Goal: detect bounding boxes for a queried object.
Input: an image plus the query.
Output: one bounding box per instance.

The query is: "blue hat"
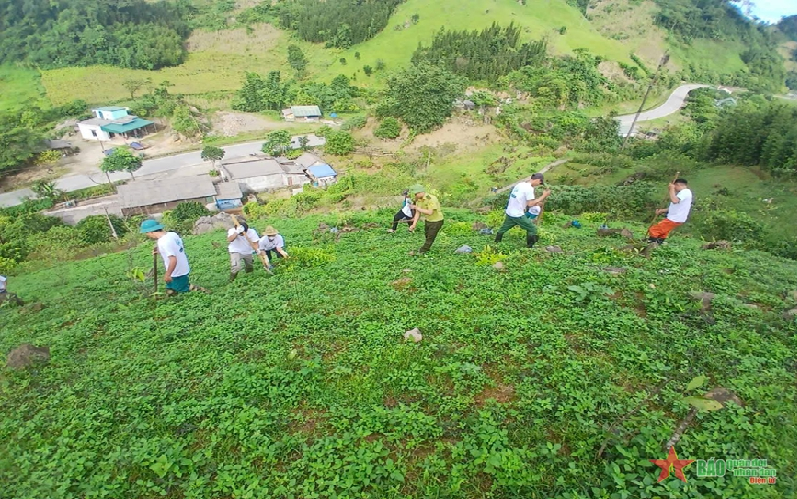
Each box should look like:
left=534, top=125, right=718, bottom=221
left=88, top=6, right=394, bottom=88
left=140, top=219, right=164, bottom=233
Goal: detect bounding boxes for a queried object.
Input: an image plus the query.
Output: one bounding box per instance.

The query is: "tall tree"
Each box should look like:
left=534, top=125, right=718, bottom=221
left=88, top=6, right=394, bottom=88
left=287, top=45, right=308, bottom=77
left=378, top=62, right=466, bottom=133
left=201, top=145, right=225, bottom=172
left=262, top=130, right=292, bottom=156
left=101, top=148, right=142, bottom=184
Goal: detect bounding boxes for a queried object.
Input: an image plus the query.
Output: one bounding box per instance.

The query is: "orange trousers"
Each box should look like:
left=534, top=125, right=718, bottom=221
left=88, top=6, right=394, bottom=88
left=648, top=219, right=682, bottom=239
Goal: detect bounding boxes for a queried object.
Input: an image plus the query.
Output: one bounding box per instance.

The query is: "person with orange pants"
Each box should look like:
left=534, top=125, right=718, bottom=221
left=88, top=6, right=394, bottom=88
left=648, top=178, right=693, bottom=244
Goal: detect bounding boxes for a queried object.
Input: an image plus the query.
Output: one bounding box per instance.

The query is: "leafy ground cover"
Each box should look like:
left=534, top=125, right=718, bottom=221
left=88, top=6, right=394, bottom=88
left=2, top=209, right=796, bottom=498
left=0, top=65, right=49, bottom=112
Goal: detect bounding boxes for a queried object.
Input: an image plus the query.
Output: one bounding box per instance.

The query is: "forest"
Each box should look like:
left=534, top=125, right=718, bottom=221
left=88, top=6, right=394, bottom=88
left=0, top=0, right=190, bottom=69
left=276, top=0, right=404, bottom=48
left=411, top=23, right=547, bottom=83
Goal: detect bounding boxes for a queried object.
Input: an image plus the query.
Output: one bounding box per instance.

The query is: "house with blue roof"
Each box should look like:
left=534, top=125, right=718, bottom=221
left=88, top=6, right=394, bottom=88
left=307, top=163, right=338, bottom=187
left=77, top=106, right=155, bottom=142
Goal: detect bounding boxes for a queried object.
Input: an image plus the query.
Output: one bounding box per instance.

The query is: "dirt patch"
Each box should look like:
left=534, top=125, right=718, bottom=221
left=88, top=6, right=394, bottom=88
left=289, top=409, right=327, bottom=435
left=599, top=61, right=633, bottom=84
left=211, top=111, right=282, bottom=137
left=186, top=24, right=283, bottom=54
left=408, top=119, right=497, bottom=153
left=474, top=383, right=516, bottom=406
left=390, top=277, right=413, bottom=291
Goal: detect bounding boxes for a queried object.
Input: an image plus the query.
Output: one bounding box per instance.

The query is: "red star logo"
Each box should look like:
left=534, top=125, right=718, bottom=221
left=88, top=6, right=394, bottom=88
left=649, top=447, right=695, bottom=482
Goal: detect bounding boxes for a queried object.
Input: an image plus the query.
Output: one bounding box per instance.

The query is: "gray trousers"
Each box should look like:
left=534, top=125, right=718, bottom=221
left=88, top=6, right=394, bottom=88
left=230, top=252, right=254, bottom=274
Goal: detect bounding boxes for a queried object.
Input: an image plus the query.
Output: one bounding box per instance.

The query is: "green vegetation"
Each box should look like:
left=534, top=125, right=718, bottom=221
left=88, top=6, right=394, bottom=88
left=0, top=0, right=189, bottom=70
left=2, top=209, right=797, bottom=498
left=374, top=117, right=402, bottom=139
left=324, top=130, right=355, bottom=155
left=200, top=145, right=225, bottom=172
left=0, top=66, right=48, bottom=112
left=261, top=130, right=292, bottom=156
left=100, top=148, right=143, bottom=181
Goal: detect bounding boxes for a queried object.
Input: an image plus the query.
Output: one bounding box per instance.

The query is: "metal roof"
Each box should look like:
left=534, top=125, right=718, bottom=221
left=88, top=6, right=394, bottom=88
left=101, top=117, right=154, bottom=134
left=79, top=118, right=111, bottom=127
left=94, top=106, right=128, bottom=112
left=225, top=159, right=283, bottom=179
left=279, top=161, right=307, bottom=175
left=215, top=181, right=243, bottom=200
left=293, top=152, right=322, bottom=168
left=291, top=106, right=322, bottom=118
left=117, top=177, right=217, bottom=209
left=46, top=139, right=73, bottom=149
left=308, top=164, right=337, bottom=178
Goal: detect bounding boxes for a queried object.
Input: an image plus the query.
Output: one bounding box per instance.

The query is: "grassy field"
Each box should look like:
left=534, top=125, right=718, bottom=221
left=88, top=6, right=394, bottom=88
left=40, top=24, right=334, bottom=106
left=2, top=209, right=795, bottom=498
left=0, top=65, right=49, bottom=112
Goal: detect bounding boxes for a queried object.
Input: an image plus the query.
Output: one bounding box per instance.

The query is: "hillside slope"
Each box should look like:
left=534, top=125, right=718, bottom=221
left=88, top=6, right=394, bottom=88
left=2, top=210, right=796, bottom=498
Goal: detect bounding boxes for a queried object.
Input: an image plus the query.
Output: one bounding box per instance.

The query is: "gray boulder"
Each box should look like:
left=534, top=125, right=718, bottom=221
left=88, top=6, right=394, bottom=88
left=6, top=344, right=50, bottom=370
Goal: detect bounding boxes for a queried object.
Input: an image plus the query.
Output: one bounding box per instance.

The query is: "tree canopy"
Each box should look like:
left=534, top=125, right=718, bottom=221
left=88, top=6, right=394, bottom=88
left=377, top=63, right=466, bottom=133
left=0, top=0, right=190, bottom=69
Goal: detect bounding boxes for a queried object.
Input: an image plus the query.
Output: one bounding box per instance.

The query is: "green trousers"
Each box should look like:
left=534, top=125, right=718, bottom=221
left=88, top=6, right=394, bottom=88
left=496, top=215, right=538, bottom=237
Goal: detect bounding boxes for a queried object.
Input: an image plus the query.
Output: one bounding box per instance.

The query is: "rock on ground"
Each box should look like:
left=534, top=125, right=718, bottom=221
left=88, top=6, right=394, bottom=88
left=545, top=246, right=563, bottom=253
left=690, top=291, right=716, bottom=311
left=403, top=328, right=423, bottom=343
left=193, top=212, right=235, bottom=235
left=6, top=344, right=50, bottom=370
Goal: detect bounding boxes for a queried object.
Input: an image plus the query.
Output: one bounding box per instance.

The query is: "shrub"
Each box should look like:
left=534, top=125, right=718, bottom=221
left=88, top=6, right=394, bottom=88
left=243, top=201, right=271, bottom=220
left=76, top=215, right=128, bottom=245
left=171, top=201, right=210, bottom=222
left=444, top=221, right=472, bottom=236
left=341, top=116, right=367, bottom=131
left=374, top=117, right=401, bottom=139
left=325, top=130, right=355, bottom=155
left=284, top=247, right=336, bottom=270
left=316, top=125, right=333, bottom=137
left=698, top=209, right=762, bottom=242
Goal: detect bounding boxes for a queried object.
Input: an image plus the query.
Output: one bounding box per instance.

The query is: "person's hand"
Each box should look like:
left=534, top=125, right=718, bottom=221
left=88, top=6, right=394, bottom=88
left=164, top=274, right=173, bottom=283
left=656, top=208, right=667, bottom=215
left=543, top=189, right=551, bottom=196
left=668, top=182, right=676, bottom=190
left=409, top=224, right=416, bottom=232
left=152, top=246, right=158, bottom=255
left=236, top=225, right=245, bottom=234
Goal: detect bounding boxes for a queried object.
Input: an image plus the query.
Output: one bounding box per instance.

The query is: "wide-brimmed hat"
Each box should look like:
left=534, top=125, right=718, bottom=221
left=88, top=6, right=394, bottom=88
left=263, top=225, right=278, bottom=236
left=140, top=219, right=164, bottom=233
left=408, top=184, right=426, bottom=196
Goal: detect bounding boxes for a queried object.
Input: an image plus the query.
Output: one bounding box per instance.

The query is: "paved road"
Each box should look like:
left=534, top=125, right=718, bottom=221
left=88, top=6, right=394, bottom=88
left=0, top=134, right=326, bottom=207
left=616, top=84, right=710, bottom=135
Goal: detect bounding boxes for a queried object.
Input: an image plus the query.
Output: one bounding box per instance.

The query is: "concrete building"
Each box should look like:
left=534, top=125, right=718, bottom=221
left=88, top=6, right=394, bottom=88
left=223, top=156, right=316, bottom=193
left=307, top=164, right=338, bottom=188
left=281, top=105, right=322, bottom=122
left=214, top=182, right=244, bottom=210
left=77, top=107, right=155, bottom=142
left=118, top=177, right=218, bottom=216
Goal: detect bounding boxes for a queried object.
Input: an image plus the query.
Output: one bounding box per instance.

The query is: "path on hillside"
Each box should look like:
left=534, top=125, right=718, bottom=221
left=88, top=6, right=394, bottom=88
left=0, top=135, right=326, bottom=208
left=616, top=84, right=710, bottom=134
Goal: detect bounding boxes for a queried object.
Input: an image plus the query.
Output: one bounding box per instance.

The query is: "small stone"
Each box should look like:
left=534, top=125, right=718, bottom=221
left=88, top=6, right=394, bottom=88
left=620, top=229, right=634, bottom=239
left=545, top=245, right=563, bottom=253
left=6, top=344, right=51, bottom=370
left=783, top=307, right=797, bottom=320
left=493, top=261, right=505, bottom=270
left=703, top=241, right=732, bottom=250
left=472, top=221, right=488, bottom=231
left=704, top=387, right=743, bottom=407
left=742, top=304, right=759, bottom=309
left=403, top=328, right=423, bottom=343
left=604, top=267, right=627, bottom=276
left=690, top=291, right=716, bottom=311
left=455, top=245, right=473, bottom=254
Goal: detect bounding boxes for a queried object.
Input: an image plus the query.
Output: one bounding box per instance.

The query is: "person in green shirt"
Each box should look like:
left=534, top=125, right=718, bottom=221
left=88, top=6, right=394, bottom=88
left=408, top=185, right=444, bottom=255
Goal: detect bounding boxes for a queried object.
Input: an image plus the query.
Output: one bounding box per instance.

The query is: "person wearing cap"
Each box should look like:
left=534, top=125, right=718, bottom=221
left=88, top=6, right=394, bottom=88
left=648, top=178, right=692, bottom=244
left=140, top=220, right=192, bottom=294
left=494, top=173, right=550, bottom=248
left=388, top=189, right=415, bottom=233
left=408, top=185, right=444, bottom=255
left=258, top=226, right=288, bottom=267
left=227, top=221, right=260, bottom=281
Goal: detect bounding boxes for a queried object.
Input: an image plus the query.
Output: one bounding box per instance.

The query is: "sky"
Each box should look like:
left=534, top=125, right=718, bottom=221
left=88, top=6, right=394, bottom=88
left=750, top=0, right=796, bottom=23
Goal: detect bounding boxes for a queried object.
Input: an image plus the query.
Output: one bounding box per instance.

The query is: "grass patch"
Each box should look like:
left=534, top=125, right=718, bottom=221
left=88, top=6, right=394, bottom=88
left=0, top=65, right=49, bottom=111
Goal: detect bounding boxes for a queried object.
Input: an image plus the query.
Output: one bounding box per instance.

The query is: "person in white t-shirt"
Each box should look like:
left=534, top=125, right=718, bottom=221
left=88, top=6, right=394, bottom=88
left=388, top=190, right=415, bottom=233
left=648, top=178, right=693, bottom=244
left=494, top=172, right=551, bottom=248
left=0, top=275, right=6, bottom=295
left=257, top=225, right=289, bottom=269
left=140, top=220, right=193, bottom=294
left=227, top=222, right=260, bottom=281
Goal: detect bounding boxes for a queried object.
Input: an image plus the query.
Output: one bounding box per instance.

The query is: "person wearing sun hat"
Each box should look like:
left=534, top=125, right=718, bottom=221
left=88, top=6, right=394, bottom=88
left=140, top=219, right=192, bottom=294
left=408, top=184, right=444, bottom=255
left=258, top=225, right=289, bottom=268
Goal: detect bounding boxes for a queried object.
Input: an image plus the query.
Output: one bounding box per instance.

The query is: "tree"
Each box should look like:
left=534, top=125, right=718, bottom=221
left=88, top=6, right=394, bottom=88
left=375, top=59, right=386, bottom=71
left=31, top=180, right=62, bottom=200
left=172, top=106, right=202, bottom=138
left=340, top=57, right=347, bottom=65
left=374, top=117, right=401, bottom=139
left=287, top=45, right=308, bottom=77
left=101, top=148, right=142, bottom=184
left=363, top=65, right=373, bottom=76
left=325, top=130, right=355, bottom=155
left=233, top=72, right=266, bottom=112
left=379, top=62, right=466, bottom=133
left=122, top=79, right=145, bottom=99
left=261, top=71, right=287, bottom=111
left=262, top=130, right=292, bottom=155
left=0, top=118, right=45, bottom=177
left=354, top=51, right=361, bottom=60
left=201, top=145, right=225, bottom=172
left=299, top=136, right=310, bottom=151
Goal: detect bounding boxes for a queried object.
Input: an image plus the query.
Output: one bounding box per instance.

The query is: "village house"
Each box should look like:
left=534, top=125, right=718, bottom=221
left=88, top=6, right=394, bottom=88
left=281, top=105, right=322, bottom=122
left=118, top=177, right=218, bottom=216
left=214, top=181, right=244, bottom=211
left=307, top=164, right=338, bottom=187
left=222, top=155, right=319, bottom=193
left=77, top=107, right=155, bottom=142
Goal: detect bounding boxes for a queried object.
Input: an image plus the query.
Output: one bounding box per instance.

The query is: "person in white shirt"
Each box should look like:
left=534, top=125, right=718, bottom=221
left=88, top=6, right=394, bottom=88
left=388, top=189, right=415, bottom=233
left=140, top=220, right=193, bottom=294
left=494, top=172, right=551, bottom=248
left=0, top=275, right=6, bottom=295
left=227, top=222, right=260, bottom=281
left=258, top=226, right=289, bottom=268
left=648, top=178, right=693, bottom=244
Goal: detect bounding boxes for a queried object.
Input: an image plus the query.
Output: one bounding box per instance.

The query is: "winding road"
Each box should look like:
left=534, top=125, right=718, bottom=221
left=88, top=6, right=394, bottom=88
left=616, top=84, right=710, bottom=136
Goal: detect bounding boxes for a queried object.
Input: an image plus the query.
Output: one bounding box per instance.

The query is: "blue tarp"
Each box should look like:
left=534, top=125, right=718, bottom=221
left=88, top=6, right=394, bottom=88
left=308, top=163, right=337, bottom=178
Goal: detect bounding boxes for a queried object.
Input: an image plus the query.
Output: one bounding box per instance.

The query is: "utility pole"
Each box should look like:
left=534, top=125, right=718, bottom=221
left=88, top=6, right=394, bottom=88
left=622, top=52, right=670, bottom=149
